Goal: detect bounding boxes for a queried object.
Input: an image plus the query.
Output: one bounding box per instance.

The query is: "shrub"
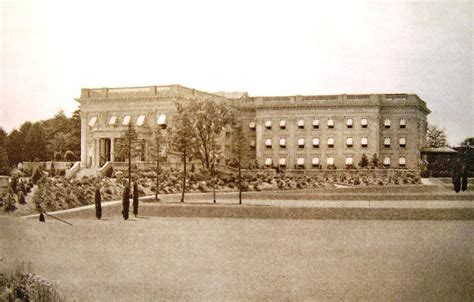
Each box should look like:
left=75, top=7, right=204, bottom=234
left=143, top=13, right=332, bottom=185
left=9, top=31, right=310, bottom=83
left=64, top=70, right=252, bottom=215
left=95, top=187, right=102, bottom=219
left=31, top=168, right=43, bottom=184
left=115, top=171, right=124, bottom=179
left=2, top=193, right=16, bottom=213
left=64, top=150, right=75, bottom=161
left=104, top=165, right=114, bottom=178
left=10, top=176, right=19, bottom=194
left=17, top=191, right=26, bottom=204
left=54, top=151, right=63, bottom=161
left=133, top=182, right=139, bottom=217
left=122, top=186, right=130, bottom=220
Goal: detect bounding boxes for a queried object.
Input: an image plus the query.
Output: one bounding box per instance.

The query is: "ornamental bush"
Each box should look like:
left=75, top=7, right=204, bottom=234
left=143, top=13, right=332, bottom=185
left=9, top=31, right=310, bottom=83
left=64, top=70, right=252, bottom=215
left=122, top=186, right=130, bottom=220
left=132, top=182, right=139, bottom=217
left=53, top=151, right=63, bottom=161
left=95, top=187, right=102, bottom=219
left=64, top=150, right=75, bottom=161
left=17, top=191, right=26, bottom=204
left=2, top=193, right=17, bottom=213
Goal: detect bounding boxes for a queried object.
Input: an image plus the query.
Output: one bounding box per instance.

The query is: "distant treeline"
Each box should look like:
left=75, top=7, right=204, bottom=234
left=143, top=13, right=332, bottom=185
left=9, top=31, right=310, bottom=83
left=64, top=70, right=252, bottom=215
left=0, top=109, right=81, bottom=175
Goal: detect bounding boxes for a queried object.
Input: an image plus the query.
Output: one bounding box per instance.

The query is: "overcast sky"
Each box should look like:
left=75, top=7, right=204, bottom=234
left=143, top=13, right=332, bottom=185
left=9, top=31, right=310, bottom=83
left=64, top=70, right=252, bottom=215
left=1, top=0, right=472, bottom=145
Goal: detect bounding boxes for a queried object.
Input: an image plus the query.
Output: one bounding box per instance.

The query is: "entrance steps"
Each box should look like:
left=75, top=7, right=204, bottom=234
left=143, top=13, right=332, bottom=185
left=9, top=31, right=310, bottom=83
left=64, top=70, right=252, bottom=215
left=75, top=168, right=98, bottom=178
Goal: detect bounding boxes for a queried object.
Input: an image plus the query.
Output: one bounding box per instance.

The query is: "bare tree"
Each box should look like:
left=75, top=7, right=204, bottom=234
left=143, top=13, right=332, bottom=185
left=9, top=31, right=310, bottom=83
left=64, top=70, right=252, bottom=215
left=231, top=122, right=249, bottom=204
left=116, top=122, right=139, bottom=188
left=149, top=126, right=168, bottom=201
left=426, top=125, right=448, bottom=148
left=169, top=103, right=196, bottom=203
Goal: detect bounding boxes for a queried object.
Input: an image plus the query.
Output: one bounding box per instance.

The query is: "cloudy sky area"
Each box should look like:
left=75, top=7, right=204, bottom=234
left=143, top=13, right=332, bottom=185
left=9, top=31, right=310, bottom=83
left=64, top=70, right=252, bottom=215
left=1, top=0, right=472, bottom=145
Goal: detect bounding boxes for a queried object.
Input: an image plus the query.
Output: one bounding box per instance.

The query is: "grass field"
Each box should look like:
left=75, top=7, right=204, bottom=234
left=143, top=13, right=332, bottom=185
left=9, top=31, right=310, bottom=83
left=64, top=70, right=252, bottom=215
left=1, top=215, right=473, bottom=301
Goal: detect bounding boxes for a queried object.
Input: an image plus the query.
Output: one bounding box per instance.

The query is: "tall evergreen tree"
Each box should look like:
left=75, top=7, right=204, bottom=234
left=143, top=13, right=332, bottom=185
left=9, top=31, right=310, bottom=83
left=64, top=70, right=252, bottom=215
left=371, top=153, right=379, bottom=169
left=359, top=154, right=369, bottom=169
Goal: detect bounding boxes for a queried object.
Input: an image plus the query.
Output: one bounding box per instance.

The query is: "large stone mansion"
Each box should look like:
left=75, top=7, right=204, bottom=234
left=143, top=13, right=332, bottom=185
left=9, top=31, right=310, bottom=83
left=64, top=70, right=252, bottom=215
left=76, top=84, right=430, bottom=171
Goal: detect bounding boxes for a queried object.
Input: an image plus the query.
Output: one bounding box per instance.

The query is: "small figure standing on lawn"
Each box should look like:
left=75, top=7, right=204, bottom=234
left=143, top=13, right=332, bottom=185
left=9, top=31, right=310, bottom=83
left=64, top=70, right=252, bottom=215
left=461, top=165, right=469, bottom=192
left=451, top=159, right=463, bottom=193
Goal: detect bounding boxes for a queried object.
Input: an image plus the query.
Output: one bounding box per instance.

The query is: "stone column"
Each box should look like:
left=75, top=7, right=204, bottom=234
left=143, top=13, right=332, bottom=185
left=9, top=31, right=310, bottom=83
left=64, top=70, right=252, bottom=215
left=110, top=138, right=115, bottom=162
left=95, top=138, right=100, bottom=168
left=80, top=113, right=88, bottom=168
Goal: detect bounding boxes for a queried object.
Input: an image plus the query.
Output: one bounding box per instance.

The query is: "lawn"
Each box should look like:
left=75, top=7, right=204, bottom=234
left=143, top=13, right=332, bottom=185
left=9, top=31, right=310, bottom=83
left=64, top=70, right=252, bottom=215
left=1, top=215, right=473, bottom=301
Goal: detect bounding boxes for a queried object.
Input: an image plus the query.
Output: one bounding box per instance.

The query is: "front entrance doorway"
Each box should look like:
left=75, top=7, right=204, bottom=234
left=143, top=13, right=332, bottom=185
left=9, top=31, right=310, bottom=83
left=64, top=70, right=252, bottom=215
left=99, top=138, right=111, bottom=167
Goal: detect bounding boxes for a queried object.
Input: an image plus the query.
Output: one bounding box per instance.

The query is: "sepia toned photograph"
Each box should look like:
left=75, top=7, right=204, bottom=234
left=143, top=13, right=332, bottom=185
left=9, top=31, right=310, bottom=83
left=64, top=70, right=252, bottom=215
left=0, top=0, right=473, bottom=301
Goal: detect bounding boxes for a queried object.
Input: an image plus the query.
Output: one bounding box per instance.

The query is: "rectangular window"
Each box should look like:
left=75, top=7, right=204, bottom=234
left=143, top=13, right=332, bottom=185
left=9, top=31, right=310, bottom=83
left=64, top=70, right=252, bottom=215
left=298, top=138, right=305, bottom=148
left=400, top=118, right=406, bottom=128
left=346, top=118, right=353, bottom=128
left=157, top=114, right=167, bottom=126
left=399, top=157, right=406, bottom=167
left=249, top=121, right=256, bottom=130
left=399, top=137, right=406, bottom=147
left=279, top=158, right=286, bottom=167
left=361, top=118, right=368, bottom=128
left=297, top=157, right=305, bottom=167
left=279, top=120, right=286, bottom=129
left=108, top=115, right=117, bottom=125
left=361, top=137, right=368, bottom=147
left=88, top=116, right=97, bottom=127
left=298, top=119, right=305, bottom=129
left=136, top=115, right=145, bottom=126
left=279, top=138, right=286, bottom=148
left=312, top=138, right=320, bottom=148
left=265, top=138, right=272, bottom=148
left=384, top=118, right=391, bottom=128
left=327, top=157, right=335, bottom=166
left=312, top=157, right=320, bottom=167
left=384, top=137, right=391, bottom=148
left=250, top=140, right=256, bottom=148
left=346, top=137, right=353, bottom=147
left=122, top=115, right=131, bottom=125
left=313, top=119, right=320, bottom=129
left=383, top=157, right=391, bottom=167
left=327, top=137, right=334, bottom=147
left=345, top=157, right=353, bottom=166
left=265, top=120, right=272, bottom=129
left=328, top=118, right=334, bottom=128
left=265, top=158, right=272, bottom=166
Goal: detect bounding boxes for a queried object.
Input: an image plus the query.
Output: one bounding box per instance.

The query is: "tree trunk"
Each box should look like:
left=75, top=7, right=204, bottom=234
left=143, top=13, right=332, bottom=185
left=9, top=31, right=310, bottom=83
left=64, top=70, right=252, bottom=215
left=238, top=157, right=242, bottom=205
left=128, top=136, right=131, bottom=189
left=155, top=134, right=160, bottom=201
left=181, top=146, right=186, bottom=202
left=212, top=164, right=216, bottom=204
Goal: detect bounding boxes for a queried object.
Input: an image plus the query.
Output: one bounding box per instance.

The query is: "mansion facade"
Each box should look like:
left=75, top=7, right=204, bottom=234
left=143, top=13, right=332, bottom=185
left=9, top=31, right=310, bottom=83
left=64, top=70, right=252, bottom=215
left=76, top=84, right=430, bottom=171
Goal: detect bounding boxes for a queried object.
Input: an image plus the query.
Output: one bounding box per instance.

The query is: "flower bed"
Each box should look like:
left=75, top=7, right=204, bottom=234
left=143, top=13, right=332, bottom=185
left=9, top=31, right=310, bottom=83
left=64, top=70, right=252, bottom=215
left=4, top=168, right=421, bottom=214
